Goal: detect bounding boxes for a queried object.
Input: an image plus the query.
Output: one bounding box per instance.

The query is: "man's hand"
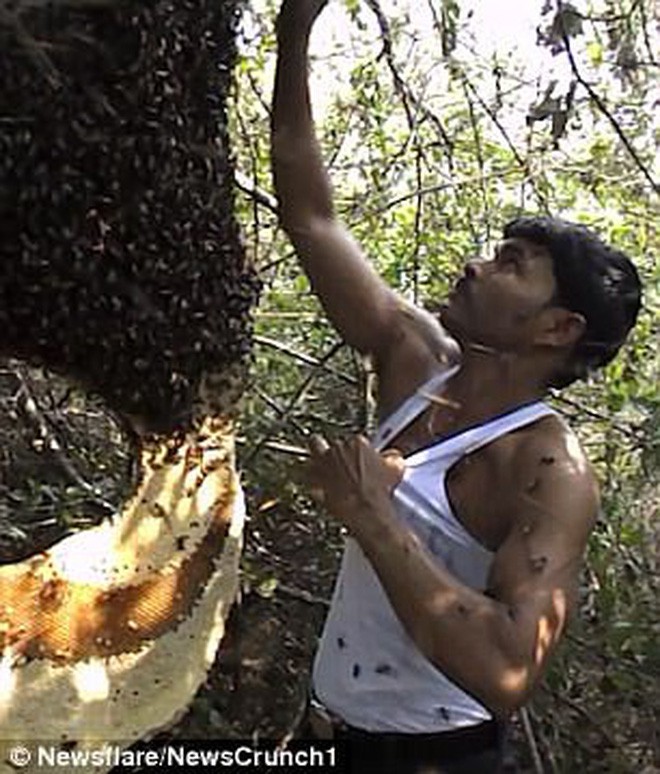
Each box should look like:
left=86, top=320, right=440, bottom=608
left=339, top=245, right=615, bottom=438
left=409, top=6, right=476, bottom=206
left=276, top=0, right=329, bottom=38
left=307, top=435, right=404, bottom=528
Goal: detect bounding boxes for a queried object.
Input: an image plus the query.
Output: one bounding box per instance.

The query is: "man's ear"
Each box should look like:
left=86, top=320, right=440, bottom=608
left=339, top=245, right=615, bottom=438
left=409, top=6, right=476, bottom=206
left=536, top=308, right=586, bottom=349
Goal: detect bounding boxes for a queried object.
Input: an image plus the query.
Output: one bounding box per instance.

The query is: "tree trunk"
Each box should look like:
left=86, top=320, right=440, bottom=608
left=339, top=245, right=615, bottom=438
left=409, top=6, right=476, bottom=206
left=0, top=0, right=257, bottom=763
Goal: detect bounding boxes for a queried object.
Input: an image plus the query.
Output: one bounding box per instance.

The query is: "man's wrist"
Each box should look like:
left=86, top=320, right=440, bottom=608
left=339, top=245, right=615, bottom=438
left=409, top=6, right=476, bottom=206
left=276, top=0, right=326, bottom=41
left=276, top=15, right=313, bottom=44
left=276, top=29, right=313, bottom=62
left=345, top=492, right=396, bottom=543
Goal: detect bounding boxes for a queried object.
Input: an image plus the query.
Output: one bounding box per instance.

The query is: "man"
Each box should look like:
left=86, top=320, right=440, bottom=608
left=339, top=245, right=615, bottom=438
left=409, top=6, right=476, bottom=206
left=270, top=1, right=642, bottom=772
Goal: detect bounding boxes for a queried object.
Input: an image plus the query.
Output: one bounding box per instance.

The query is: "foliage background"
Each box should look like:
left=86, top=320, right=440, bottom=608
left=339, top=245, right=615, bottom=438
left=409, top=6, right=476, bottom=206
left=232, top=0, right=659, bottom=771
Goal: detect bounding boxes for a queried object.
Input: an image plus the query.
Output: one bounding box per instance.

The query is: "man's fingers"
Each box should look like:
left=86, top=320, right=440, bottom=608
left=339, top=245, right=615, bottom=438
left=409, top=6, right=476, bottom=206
left=380, top=448, right=405, bottom=491
left=381, top=447, right=405, bottom=468
left=305, top=435, right=330, bottom=501
left=308, top=434, right=330, bottom=456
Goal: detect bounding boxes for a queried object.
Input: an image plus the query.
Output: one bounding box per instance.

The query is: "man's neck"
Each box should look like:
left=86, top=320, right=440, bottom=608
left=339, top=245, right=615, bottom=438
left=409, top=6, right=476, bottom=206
left=440, top=342, right=549, bottom=430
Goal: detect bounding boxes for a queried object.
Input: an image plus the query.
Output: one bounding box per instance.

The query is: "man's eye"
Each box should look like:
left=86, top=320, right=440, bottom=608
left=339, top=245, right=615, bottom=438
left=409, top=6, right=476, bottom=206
left=498, top=252, right=518, bottom=269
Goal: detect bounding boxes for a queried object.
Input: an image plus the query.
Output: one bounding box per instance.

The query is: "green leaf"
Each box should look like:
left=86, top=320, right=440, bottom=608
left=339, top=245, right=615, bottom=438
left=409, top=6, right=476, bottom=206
left=587, top=40, right=604, bottom=67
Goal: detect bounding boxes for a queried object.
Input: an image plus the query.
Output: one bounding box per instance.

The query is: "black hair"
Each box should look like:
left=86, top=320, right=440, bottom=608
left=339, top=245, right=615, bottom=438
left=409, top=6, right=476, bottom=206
left=503, top=216, right=642, bottom=388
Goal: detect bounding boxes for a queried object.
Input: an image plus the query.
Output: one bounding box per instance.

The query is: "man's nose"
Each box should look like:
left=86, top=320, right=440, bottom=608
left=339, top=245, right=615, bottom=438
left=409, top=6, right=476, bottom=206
left=464, top=260, right=483, bottom=280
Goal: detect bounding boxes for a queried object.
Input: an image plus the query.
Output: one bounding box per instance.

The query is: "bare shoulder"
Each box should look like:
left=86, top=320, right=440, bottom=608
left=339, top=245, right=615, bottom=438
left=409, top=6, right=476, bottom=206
left=487, top=413, right=600, bottom=621
left=512, top=414, right=600, bottom=537
left=375, top=301, right=461, bottom=417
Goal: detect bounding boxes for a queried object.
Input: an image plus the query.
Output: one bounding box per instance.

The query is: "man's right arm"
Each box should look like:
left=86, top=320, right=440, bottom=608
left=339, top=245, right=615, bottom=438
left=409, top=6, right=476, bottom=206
left=271, top=0, right=456, bottom=381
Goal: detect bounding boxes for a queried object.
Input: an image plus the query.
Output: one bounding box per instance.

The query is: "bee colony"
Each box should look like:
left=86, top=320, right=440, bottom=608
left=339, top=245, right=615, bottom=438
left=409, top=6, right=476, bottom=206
left=0, top=0, right=259, bottom=766
left=0, top=0, right=259, bottom=432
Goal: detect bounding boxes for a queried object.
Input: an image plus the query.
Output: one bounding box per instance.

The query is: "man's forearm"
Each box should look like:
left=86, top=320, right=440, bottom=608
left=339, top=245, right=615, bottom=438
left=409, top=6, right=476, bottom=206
left=269, top=2, right=447, bottom=360
left=271, top=21, right=334, bottom=228
left=347, top=497, right=528, bottom=715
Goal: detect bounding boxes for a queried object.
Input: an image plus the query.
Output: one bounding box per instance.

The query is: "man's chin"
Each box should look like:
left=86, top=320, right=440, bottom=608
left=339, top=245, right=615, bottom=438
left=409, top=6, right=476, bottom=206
left=439, top=304, right=459, bottom=334
left=439, top=305, right=472, bottom=349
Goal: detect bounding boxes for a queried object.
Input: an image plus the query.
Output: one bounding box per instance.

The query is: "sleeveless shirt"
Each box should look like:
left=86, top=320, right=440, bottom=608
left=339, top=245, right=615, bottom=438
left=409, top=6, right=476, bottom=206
left=312, top=366, right=557, bottom=733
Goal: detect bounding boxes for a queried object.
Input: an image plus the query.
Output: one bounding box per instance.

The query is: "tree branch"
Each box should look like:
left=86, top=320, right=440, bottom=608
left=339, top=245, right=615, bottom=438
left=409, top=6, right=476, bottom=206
left=462, top=77, right=491, bottom=244
left=550, top=390, right=649, bottom=446
left=461, top=73, right=553, bottom=215
left=636, top=0, right=657, bottom=67
left=363, top=0, right=453, bottom=155
left=371, top=167, right=521, bottom=215
left=15, top=369, right=116, bottom=516
left=254, top=335, right=358, bottom=385
left=556, top=0, right=658, bottom=194
left=243, top=341, right=345, bottom=466
left=235, top=170, right=279, bottom=216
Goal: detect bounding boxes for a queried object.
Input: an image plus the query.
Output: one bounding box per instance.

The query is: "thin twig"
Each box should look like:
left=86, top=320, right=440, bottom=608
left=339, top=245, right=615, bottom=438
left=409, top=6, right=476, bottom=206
left=542, top=685, right=617, bottom=748
left=463, top=77, right=491, bottom=245
left=246, top=66, right=272, bottom=119
left=461, top=73, right=553, bottom=215
left=364, top=0, right=453, bottom=154
left=254, top=335, right=358, bottom=385
left=577, top=0, right=643, bottom=24
left=520, top=707, right=546, bottom=774
left=235, top=170, right=280, bottom=216
left=372, top=168, right=521, bottom=215
left=243, top=341, right=345, bottom=466
left=254, top=311, right=319, bottom=319
left=326, top=100, right=359, bottom=172
left=234, top=108, right=266, bottom=265
left=254, top=255, right=288, bottom=274
left=252, top=386, right=310, bottom=439
left=277, top=582, right=330, bottom=607
left=15, top=370, right=116, bottom=516
left=636, top=0, right=657, bottom=67
left=237, top=439, right=309, bottom=459
left=418, top=392, right=462, bottom=411
left=412, top=144, right=424, bottom=303
left=527, top=705, right=561, bottom=774
left=550, top=391, right=648, bottom=445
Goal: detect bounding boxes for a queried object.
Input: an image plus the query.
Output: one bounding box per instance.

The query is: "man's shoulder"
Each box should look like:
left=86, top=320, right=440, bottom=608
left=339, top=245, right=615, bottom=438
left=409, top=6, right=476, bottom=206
left=514, top=411, right=591, bottom=473
left=511, top=414, right=600, bottom=531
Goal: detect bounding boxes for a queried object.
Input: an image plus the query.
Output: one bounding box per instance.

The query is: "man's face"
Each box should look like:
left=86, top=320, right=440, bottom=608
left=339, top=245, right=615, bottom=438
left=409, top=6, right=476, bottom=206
left=439, top=238, right=559, bottom=353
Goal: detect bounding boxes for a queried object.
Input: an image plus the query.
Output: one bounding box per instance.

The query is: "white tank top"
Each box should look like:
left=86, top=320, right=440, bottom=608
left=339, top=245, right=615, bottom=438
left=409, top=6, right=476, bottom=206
left=312, top=367, right=556, bottom=733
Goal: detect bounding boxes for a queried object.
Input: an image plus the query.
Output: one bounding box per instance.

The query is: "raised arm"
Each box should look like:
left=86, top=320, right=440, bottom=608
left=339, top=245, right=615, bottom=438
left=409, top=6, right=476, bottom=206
left=271, top=0, right=455, bottom=376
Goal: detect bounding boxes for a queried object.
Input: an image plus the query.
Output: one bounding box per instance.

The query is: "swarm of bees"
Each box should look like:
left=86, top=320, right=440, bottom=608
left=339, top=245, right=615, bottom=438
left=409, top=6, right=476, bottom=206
left=0, top=0, right=260, bottom=434
left=0, top=2, right=258, bottom=763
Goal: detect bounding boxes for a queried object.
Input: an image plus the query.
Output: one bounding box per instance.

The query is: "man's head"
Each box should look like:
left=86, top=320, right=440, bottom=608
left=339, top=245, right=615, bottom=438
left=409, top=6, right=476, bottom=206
left=440, top=216, right=642, bottom=388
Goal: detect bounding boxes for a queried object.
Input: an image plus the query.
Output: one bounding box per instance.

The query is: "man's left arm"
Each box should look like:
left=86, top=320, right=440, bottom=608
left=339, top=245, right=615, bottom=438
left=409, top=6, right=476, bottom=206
left=309, top=435, right=599, bottom=717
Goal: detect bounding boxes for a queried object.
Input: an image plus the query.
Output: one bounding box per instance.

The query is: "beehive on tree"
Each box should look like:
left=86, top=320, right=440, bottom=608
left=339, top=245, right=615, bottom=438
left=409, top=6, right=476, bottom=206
left=0, top=0, right=259, bottom=765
